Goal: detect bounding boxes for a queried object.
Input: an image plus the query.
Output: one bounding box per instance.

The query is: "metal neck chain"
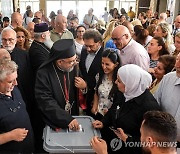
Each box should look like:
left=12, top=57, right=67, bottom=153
left=52, top=63, right=70, bottom=104
left=33, top=40, right=50, bottom=53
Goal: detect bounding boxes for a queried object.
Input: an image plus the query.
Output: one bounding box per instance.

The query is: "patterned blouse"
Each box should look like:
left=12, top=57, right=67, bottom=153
left=97, top=75, right=113, bottom=116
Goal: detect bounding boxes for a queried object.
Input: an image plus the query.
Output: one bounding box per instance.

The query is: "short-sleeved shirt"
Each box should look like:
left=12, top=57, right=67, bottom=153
left=0, top=87, right=34, bottom=153
left=50, top=29, right=74, bottom=42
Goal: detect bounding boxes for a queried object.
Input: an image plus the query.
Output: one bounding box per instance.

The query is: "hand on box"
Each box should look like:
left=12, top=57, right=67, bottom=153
left=68, top=119, right=80, bottom=131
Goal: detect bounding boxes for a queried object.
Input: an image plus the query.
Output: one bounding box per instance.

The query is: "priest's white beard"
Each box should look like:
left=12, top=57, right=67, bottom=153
left=57, top=64, right=74, bottom=73
left=63, top=66, right=74, bottom=72
left=44, top=35, right=54, bottom=49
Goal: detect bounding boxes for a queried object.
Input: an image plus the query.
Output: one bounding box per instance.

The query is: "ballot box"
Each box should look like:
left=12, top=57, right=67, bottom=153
left=43, top=116, right=101, bottom=154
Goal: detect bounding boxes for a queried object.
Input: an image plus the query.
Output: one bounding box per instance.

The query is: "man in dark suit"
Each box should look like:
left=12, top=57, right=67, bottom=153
left=1, top=27, right=33, bottom=115
left=79, top=29, right=103, bottom=116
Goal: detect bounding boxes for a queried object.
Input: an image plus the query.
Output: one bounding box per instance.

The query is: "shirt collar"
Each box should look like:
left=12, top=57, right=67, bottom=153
left=52, top=29, right=67, bottom=34
left=121, top=38, right=133, bottom=53
left=174, top=76, right=180, bottom=86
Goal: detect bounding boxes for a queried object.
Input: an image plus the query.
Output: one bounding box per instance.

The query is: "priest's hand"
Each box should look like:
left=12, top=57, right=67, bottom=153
left=68, top=119, right=80, bottom=131
left=75, top=77, right=87, bottom=89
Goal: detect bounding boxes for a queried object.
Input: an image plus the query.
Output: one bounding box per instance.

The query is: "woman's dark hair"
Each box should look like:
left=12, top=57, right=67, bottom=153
left=153, top=36, right=169, bottom=56
left=120, top=8, right=127, bottom=14
left=158, top=55, right=176, bottom=74
left=76, top=25, right=86, bottom=32
left=76, top=25, right=86, bottom=38
left=134, top=25, right=149, bottom=45
left=109, top=9, right=114, bottom=16
left=96, top=48, right=121, bottom=99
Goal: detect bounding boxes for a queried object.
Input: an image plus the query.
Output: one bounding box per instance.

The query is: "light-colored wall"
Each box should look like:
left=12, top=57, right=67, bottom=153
left=174, top=0, right=180, bottom=18
left=39, top=0, right=46, bottom=14
left=158, top=0, right=167, bottom=14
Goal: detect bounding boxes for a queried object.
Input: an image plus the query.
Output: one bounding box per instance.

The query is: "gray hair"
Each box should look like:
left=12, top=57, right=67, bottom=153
left=0, top=60, right=18, bottom=81
left=34, top=32, right=44, bottom=39
left=1, top=27, right=17, bottom=39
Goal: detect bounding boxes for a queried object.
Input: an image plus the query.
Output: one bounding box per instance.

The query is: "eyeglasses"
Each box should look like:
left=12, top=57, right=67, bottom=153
left=2, top=38, right=15, bottom=43
left=111, top=34, right=126, bottom=41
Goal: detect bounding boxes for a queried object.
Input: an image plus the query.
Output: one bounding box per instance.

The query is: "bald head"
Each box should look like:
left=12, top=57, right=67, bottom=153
left=0, top=48, right=11, bottom=60
left=175, top=15, right=180, bottom=29
left=159, top=12, right=167, bottom=22
left=34, top=11, right=42, bottom=20
left=112, top=25, right=131, bottom=50
left=26, top=22, right=35, bottom=39
left=55, top=15, right=67, bottom=32
left=11, top=12, right=23, bottom=28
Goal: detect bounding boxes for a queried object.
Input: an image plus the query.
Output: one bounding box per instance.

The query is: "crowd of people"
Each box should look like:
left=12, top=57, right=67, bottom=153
left=0, top=5, right=180, bottom=154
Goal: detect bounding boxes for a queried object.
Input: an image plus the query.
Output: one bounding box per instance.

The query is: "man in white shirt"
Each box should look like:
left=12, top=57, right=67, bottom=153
left=112, top=25, right=150, bottom=71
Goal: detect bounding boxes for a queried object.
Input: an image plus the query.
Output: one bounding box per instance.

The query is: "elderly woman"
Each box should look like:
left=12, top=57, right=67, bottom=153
left=149, top=55, right=176, bottom=94
left=0, top=60, right=34, bottom=153
left=93, top=64, right=160, bottom=154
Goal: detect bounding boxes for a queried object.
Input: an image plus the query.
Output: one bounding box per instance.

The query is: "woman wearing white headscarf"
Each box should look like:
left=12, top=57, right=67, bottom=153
left=93, top=64, right=160, bottom=154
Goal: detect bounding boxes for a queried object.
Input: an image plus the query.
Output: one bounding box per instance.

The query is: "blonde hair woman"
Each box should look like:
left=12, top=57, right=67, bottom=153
left=154, top=22, right=175, bottom=54
left=103, top=20, right=120, bottom=48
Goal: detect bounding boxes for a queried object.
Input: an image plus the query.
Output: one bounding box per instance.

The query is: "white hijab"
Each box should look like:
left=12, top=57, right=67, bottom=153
left=118, top=64, right=152, bottom=102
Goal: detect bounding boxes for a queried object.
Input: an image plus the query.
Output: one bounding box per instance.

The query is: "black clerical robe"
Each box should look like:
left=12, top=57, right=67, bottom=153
left=29, top=40, right=50, bottom=74
left=35, top=62, right=79, bottom=129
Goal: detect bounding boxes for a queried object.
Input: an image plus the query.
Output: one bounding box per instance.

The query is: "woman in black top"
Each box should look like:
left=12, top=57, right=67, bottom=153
left=93, top=64, right=160, bottom=154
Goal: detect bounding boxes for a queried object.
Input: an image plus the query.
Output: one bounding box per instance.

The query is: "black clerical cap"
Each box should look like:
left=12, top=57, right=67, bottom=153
left=40, top=39, right=76, bottom=68
left=34, top=23, right=49, bottom=32
left=51, top=39, right=76, bottom=59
